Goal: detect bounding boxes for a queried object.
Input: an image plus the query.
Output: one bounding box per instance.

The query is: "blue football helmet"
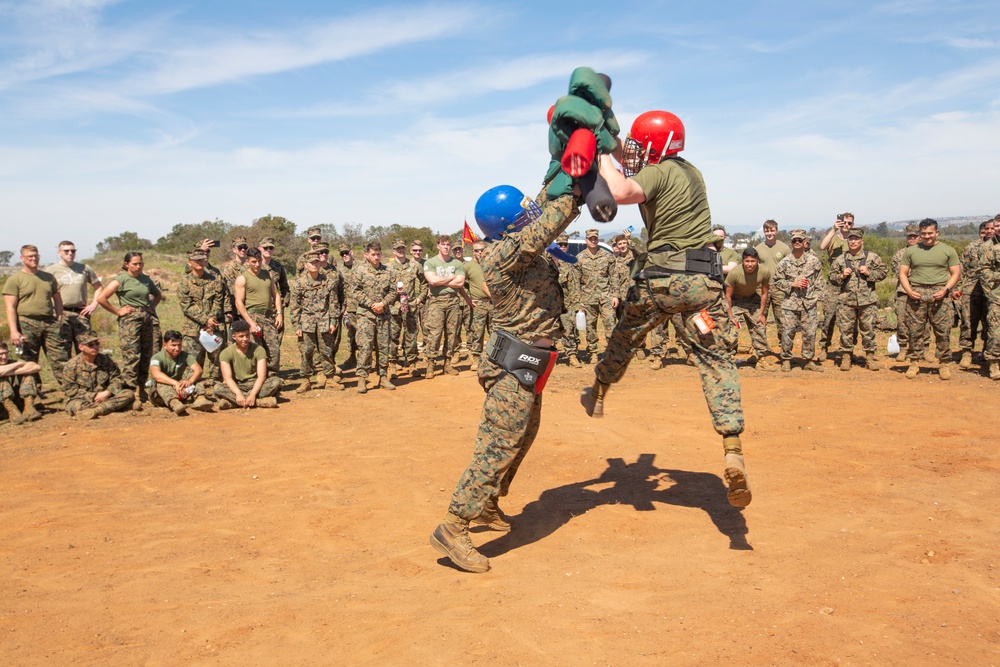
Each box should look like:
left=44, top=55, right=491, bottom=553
left=474, top=185, right=542, bottom=240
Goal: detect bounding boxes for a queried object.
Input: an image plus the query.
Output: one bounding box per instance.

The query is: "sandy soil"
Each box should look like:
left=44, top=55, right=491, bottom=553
left=1, top=353, right=998, bottom=666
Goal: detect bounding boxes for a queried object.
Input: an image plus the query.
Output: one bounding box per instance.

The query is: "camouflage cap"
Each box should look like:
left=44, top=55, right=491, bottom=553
left=586, top=228, right=599, bottom=238
left=847, top=227, right=864, bottom=239
left=338, top=243, right=351, bottom=253
left=303, top=250, right=323, bottom=262
left=790, top=229, right=807, bottom=241
left=307, top=227, right=322, bottom=238
left=188, top=249, right=208, bottom=261
left=556, top=233, right=569, bottom=243
left=258, top=236, right=275, bottom=247
left=232, top=236, right=248, bottom=246
left=392, top=238, right=406, bottom=249
left=314, top=241, right=330, bottom=252
left=905, top=224, right=919, bottom=236
left=77, top=331, right=100, bottom=347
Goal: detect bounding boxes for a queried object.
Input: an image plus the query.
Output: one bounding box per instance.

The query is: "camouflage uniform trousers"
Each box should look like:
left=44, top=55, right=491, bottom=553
left=118, top=310, right=157, bottom=389
left=959, top=286, right=989, bottom=352
left=580, top=298, right=617, bottom=354
left=447, top=359, right=542, bottom=521
left=904, top=285, right=953, bottom=363
left=982, top=297, right=1000, bottom=361
left=780, top=305, right=819, bottom=362
left=356, top=313, right=392, bottom=378
left=212, top=376, right=282, bottom=403
left=816, top=285, right=838, bottom=352
left=182, top=334, right=226, bottom=384
left=596, top=275, right=744, bottom=437
left=731, top=295, right=771, bottom=357
left=423, top=293, right=462, bottom=362
left=16, top=315, right=72, bottom=395
left=150, top=371, right=208, bottom=408
left=836, top=302, right=878, bottom=354
left=455, top=301, right=469, bottom=346
left=65, top=391, right=134, bottom=416
left=247, top=311, right=281, bottom=374
left=558, top=310, right=578, bottom=356
left=298, top=329, right=337, bottom=379
left=467, top=300, right=493, bottom=356
left=765, top=289, right=785, bottom=348
left=333, top=313, right=358, bottom=360
left=61, top=311, right=95, bottom=353
left=647, top=313, right=691, bottom=358
left=389, top=310, right=420, bottom=365
left=0, top=376, right=21, bottom=402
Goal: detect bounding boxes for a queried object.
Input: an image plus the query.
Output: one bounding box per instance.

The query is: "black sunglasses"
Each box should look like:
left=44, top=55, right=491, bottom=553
left=236, top=244, right=248, bottom=251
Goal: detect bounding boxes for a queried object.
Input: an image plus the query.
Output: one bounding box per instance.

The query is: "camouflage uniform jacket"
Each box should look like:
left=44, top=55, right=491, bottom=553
left=339, top=262, right=360, bottom=313
left=978, top=242, right=1000, bottom=301
left=891, top=247, right=907, bottom=295
left=389, top=257, right=422, bottom=315
left=264, top=259, right=290, bottom=304
left=62, top=353, right=125, bottom=403
left=484, top=192, right=581, bottom=344
left=576, top=249, right=615, bottom=306
left=959, top=240, right=986, bottom=291
left=220, top=259, right=245, bottom=295
left=612, top=255, right=631, bottom=301
left=178, top=270, right=226, bottom=337
left=558, top=261, right=582, bottom=312
left=828, top=249, right=888, bottom=307
left=353, top=261, right=397, bottom=320
left=774, top=252, right=824, bottom=310
left=290, top=272, right=340, bottom=332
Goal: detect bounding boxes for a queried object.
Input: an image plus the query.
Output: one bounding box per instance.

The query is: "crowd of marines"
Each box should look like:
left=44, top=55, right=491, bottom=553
left=3, top=211, right=1000, bottom=427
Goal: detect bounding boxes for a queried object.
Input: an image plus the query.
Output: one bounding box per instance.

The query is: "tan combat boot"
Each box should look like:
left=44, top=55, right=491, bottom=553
left=443, top=361, right=459, bottom=376
left=723, top=437, right=752, bottom=508
left=256, top=396, right=278, bottom=408
left=781, top=359, right=791, bottom=372
left=425, top=360, right=437, bottom=379
left=21, top=396, right=42, bottom=422
left=938, top=364, right=952, bottom=380
left=191, top=396, right=215, bottom=412
left=990, top=362, right=1000, bottom=380
left=132, top=388, right=143, bottom=412
left=2, top=398, right=25, bottom=425
left=469, top=356, right=479, bottom=372
left=377, top=375, right=396, bottom=391
left=840, top=353, right=852, bottom=371
left=866, top=354, right=880, bottom=371
left=581, top=379, right=610, bottom=418
left=959, top=351, right=972, bottom=369
left=76, top=407, right=100, bottom=420
left=471, top=498, right=511, bottom=532
left=817, top=348, right=827, bottom=362
left=296, top=379, right=312, bottom=394
left=429, top=516, right=490, bottom=573
left=169, top=399, right=188, bottom=416
left=905, top=364, right=919, bottom=379
left=314, top=372, right=327, bottom=389
left=328, top=373, right=344, bottom=391
left=357, top=377, right=368, bottom=394
left=803, top=359, right=824, bottom=372
left=569, top=353, right=582, bottom=368
left=896, top=350, right=908, bottom=362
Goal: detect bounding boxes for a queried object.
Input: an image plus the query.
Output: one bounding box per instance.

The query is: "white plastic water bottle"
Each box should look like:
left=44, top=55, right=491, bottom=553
left=576, top=311, right=587, bottom=331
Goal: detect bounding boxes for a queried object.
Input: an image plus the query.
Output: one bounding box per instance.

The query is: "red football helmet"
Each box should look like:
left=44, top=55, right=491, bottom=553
left=621, top=111, right=685, bottom=176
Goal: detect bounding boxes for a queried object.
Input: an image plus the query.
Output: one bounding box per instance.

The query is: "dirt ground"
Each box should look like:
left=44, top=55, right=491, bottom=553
left=1, top=351, right=999, bottom=666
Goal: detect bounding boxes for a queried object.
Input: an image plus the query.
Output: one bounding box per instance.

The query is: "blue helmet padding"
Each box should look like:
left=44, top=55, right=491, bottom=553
left=474, top=185, right=542, bottom=239
left=546, top=243, right=578, bottom=264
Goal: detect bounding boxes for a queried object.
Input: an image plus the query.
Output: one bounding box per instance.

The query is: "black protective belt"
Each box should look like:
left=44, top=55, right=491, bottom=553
left=485, top=330, right=557, bottom=395
left=637, top=247, right=723, bottom=284
left=63, top=306, right=85, bottom=313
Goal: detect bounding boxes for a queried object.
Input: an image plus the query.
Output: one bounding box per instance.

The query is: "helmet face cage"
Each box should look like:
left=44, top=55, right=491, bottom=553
left=510, top=196, right=543, bottom=233
left=621, top=137, right=651, bottom=177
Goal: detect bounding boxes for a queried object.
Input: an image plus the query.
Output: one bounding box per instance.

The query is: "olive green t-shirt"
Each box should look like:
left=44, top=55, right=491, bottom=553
left=632, top=158, right=715, bottom=252
left=720, top=247, right=740, bottom=267
left=464, top=260, right=488, bottom=300
left=150, top=349, right=192, bottom=381
left=423, top=256, right=465, bottom=296
left=2, top=270, right=58, bottom=317
left=220, top=343, right=266, bottom=383
left=826, top=234, right=849, bottom=261
left=726, top=265, right=771, bottom=298
left=243, top=268, right=273, bottom=312
left=754, top=240, right=791, bottom=274
left=901, top=242, right=960, bottom=286
left=115, top=272, right=161, bottom=309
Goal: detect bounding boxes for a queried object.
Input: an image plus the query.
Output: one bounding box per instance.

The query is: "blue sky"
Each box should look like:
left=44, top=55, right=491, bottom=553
left=2, top=0, right=999, bottom=261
